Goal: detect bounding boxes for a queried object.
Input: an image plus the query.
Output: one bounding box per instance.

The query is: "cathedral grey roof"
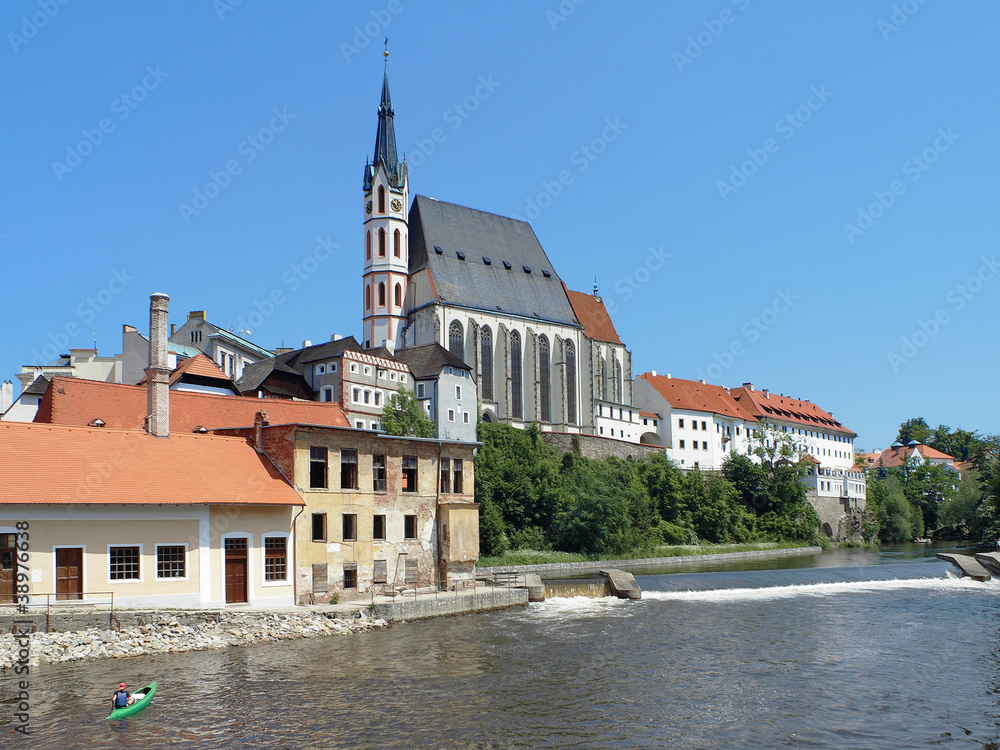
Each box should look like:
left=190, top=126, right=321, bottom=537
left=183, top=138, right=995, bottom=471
left=407, top=196, right=581, bottom=327
left=393, top=343, right=472, bottom=380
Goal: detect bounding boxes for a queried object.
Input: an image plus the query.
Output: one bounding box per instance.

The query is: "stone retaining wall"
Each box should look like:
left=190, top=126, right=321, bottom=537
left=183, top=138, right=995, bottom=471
left=541, top=432, right=663, bottom=462
left=481, top=546, right=822, bottom=576
left=0, top=610, right=387, bottom=670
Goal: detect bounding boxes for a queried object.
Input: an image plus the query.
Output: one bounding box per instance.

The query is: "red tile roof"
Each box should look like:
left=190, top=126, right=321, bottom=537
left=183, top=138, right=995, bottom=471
left=871, top=444, right=956, bottom=468
left=729, top=386, right=855, bottom=437
left=639, top=373, right=757, bottom=422
left=33, top=376, right=350, bottom=432
left=138, top=352, right=234, bottom=387
left=0, top=421, right=302, bottom=505
left=565, top=288, right=622, bottom=344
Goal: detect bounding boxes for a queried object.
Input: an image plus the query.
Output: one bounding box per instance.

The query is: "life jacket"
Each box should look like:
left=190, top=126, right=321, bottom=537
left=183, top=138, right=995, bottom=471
left=114, top=690, right=129, bottom=707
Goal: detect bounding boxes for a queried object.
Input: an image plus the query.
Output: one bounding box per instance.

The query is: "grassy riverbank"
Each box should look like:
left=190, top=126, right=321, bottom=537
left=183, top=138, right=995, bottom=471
left=479, top=541, right=813, bottom=568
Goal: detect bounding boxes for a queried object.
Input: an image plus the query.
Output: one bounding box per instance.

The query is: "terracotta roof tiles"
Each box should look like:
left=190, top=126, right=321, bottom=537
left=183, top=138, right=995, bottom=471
left=565, top=288, right=622, bottom=344
left=639, top=373, right=757, bottom=422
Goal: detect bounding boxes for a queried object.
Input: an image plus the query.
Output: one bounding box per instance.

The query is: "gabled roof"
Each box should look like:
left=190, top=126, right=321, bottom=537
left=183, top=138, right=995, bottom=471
left=34, top=377, right=349, bottom=432
left=23, top=375, right=51, bottom=396
left=393, top=344, right=472, bottom=380
left=278, top=337, right=365, bottom=369
left=871, top=443, right=956, bottom=469
left=639, top=373, right=757, bottom=422
left=236, top=358, right=312, bottom=394
left=565, top=288, right=622, bottom=344
left=138, top=353, right=241, bottom=394
left=0, top=421, right=301, bottom=506
left=407, top=196, right=581, bottom=327
left=729, top=385, right=855, bottom=437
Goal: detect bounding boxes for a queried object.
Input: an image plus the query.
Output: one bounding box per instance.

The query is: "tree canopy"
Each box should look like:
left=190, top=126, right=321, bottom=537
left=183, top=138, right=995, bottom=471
left=380, top=388, right=436, bottom=438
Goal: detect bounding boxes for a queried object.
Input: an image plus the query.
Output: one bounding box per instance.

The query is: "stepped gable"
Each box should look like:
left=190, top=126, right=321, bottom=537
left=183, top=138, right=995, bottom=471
left=729, top=384, right=855, bottom=437
left=639, top=373, right=757, bottom=422
left=565, top=287, right=622, bottom=344
left=0, top=421, right=301, bottom=506
left=407, top=195, right=580, bottom=326
left=34, top=376, right=349, bottom=432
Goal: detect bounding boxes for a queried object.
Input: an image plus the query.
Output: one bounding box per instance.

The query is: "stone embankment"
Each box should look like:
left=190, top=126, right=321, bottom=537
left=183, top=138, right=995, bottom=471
left=0, top=610, right=387, bottom=670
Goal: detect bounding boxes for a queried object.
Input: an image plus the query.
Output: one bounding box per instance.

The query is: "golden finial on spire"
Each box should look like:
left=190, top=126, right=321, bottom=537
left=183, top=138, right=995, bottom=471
left=384, top=37, right=389, bottom=59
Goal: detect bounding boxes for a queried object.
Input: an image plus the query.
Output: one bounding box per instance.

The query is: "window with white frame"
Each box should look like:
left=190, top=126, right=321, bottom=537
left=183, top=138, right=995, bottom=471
left=329, top=362, right=338, bottom=373
left=156, top=545, right=186, bottom=579
left=264, top=537, right=287, bottom=581
left=321, top=387, right=333, bottom=402
left=448, top=409, right=455, bottom=421
left=350, top=363, right=358, bottom=373
left=456, top=385, right=462, bottom=399
left=316, top=364, right=326, bottom=376
left=400, top=374, right=406, bottom=383
left=364, top=366, right=371, bottom=376
left=110, top=546, right=140, bottom=580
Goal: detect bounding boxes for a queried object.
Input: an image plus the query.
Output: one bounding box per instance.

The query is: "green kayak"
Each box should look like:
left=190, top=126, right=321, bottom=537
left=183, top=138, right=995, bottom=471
left=108, top=682, right=156, bottom=720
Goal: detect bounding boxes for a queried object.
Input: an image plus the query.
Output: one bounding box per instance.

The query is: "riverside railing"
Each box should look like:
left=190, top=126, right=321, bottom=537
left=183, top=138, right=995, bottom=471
left=1, top=592, right=116, bottom=632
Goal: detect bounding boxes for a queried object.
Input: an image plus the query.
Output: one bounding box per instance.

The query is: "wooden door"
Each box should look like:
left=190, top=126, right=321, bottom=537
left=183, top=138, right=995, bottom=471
left=225, top=539, right=248, bottom=604
left=0, top=534, right=16, bottom=603
left=56, top=548, right=83, bottom=601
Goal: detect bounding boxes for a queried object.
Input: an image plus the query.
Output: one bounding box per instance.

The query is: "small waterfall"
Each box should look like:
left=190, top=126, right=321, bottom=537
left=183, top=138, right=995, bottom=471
left=544, top=577, right=610, bottom=599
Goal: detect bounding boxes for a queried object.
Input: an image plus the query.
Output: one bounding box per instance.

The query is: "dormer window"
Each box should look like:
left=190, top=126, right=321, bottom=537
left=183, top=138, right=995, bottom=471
left=482, top=256, right=492, bottom=265
left=502, top=261, right=512, bottom=270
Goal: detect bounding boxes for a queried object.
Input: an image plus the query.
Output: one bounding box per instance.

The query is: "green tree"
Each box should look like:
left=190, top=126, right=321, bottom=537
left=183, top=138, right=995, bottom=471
left=380, top=388, right=436, bottom=438
left=869, top=476, right=924, bottom=542
left=938, top=469, right=985, bottom=533
left=896, top=417, right=932, bottom=446
left=886, top=456, right=955, bottom=530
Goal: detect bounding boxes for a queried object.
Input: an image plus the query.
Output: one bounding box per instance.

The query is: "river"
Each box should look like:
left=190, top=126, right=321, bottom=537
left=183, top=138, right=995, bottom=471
left=4, top=545, right=1000, bottom=749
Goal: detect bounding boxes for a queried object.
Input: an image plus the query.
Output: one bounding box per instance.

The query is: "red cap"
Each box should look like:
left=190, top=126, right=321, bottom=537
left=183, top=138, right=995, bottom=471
left=119, top=683, right=126, bottom=689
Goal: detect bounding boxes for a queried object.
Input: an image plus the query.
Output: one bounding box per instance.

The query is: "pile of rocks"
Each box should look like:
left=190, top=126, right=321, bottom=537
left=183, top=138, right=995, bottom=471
left=0, top=610, right=388, bottom=669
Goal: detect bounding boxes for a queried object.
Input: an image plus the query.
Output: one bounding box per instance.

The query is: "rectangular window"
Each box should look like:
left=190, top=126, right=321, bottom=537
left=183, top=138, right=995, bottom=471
left=448, top=409, right=455, bottom=422
left=373, top=514, right=386, bottom=540
left=321, top=387, right=333, bottom=402
left=463, top=412, right=470, bottom=424
left=342, top=513, right=357, bottom=541
left=680, top=440, right=685, bottom=449
left=400, top=374, right=406, bottom=383
left=402, top=456, right=417, bottom=493
left=350, top=363, right=358, bottom=373
left=311, top=513, right=327, bottom=542
left=316, top=364, right=325, bottom=375
left=679, top=418, right=684, bottom=428
left=404, top=514, right=417, bottom=539
left=343, top=563, right=357, bottom=589
left=352, top=388, right=360, bottom=403
left=453, top=459, right=463, bottom=494
left=156, top=546, right=185, bottom=579
left=390, top=371, right=397, bottom=381
left=264, top=537, right=286, bottom=581
left=440, top=458, right=451, bottom=493
left=310, top=446, right=328, bottom=489
left=456, top=385, right=462, bottom=399
left=110, top=546, right=140, bottom=580
left=373, top=454, right=386, bottom=492
left=374, top=391, right=381, bottom=406
left=703, top=441, right=708, bottom=450
left=417, top=383, right=425, bottom=398
left=701, top=421, right=707, bottom=431
left=330, top=362, right=338, bottom=372
left=341, top=449, right=358, bottom=489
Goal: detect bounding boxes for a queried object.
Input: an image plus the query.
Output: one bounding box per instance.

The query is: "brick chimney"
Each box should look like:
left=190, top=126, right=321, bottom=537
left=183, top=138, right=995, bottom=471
left=146, top=293, right=171, bottom=438
left=253, top=410, right=270, bottom=453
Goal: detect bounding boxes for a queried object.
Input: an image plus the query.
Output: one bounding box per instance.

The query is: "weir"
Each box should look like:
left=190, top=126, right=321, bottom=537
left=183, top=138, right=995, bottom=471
left=936, top=552, right=992, bottom=581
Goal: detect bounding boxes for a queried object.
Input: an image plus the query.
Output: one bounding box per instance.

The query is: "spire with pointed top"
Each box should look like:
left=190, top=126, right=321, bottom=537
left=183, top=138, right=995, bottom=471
left=364, top=48, right=402, bottom=190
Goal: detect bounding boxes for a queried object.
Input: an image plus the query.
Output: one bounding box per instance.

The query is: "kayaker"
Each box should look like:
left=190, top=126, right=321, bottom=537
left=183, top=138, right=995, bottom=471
left=112, top=683, right=135, bottom=708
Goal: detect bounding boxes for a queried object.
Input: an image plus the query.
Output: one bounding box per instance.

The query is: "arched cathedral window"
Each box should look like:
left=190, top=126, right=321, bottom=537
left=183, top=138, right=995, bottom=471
left=449, top=320, right=464, bottom=360
left=394, top=283, right=402, bottom=308
left=365, top=284, right=371, bottom=310
left=366, top=231, right=371, bottom=260
left=481, top=326, right=494, bottom=402
left=597, top=359, right=607, bottom=401
left=565, top=340, right=576, bottom=425
left=378, top=282, right=386, bottom=307
left=539, top=336, right=550, bottom=423
left=613, top=358, right=623, bottom=403
left=510, top=330, right=522, bottom=420
left=394, top=229, right=401, bottom=258
left=378, top=186, right=385, bottom=213
left=378, top=229, right=386, bottom=257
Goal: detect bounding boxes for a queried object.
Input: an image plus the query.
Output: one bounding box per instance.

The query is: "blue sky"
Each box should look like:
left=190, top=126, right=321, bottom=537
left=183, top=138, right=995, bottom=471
left=2, top=1, right=998, bottom=450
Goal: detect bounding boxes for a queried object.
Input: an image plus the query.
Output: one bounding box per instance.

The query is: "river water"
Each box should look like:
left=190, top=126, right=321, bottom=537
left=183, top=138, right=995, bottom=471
left=5, top=545, right=1000, bottom=749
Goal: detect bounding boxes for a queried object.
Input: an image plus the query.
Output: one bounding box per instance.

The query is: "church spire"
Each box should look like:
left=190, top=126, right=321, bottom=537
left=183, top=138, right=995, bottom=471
left=365, top=46, right=402, bottom=190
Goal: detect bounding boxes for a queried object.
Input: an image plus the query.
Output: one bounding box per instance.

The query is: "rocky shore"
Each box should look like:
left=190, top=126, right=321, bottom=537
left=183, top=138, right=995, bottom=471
left=0, top=609, right=388, bottom=670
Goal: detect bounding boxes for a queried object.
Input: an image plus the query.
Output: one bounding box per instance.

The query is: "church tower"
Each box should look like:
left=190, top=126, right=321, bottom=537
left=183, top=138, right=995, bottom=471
left=361, top=51, right=408, bottom=350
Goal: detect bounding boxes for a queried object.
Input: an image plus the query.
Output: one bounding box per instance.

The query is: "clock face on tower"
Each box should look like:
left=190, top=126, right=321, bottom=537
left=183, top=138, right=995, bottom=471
left=390, top=198, right=402, bottom=212
left=366, top=201, right=373, bottom=214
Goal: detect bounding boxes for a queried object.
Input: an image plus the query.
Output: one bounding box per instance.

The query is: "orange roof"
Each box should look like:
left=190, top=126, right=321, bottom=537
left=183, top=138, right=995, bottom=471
left=565, top=288, right=622, bottom=344
left=0, top=421, right=302, bottom=506
left=138, top=352, right=233, bottom=387
left=639, top=410, right=660, bottom=420
left=639, top=373, right=757, bottom=422
left=729, top=386, right=855, bottom=437
left=871, top=444, right=955, bottom=469
left=34, top=376, right=350, bottom=432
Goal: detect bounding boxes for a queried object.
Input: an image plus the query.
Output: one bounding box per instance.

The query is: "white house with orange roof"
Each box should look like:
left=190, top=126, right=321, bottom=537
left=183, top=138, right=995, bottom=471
left=633, top=372, right=758, bottom=470
left=868, top=441, right=959, bottom=472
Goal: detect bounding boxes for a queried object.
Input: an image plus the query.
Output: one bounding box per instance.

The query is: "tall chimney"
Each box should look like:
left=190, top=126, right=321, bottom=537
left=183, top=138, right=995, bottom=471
left=146, top=293, right=171, bottom=438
